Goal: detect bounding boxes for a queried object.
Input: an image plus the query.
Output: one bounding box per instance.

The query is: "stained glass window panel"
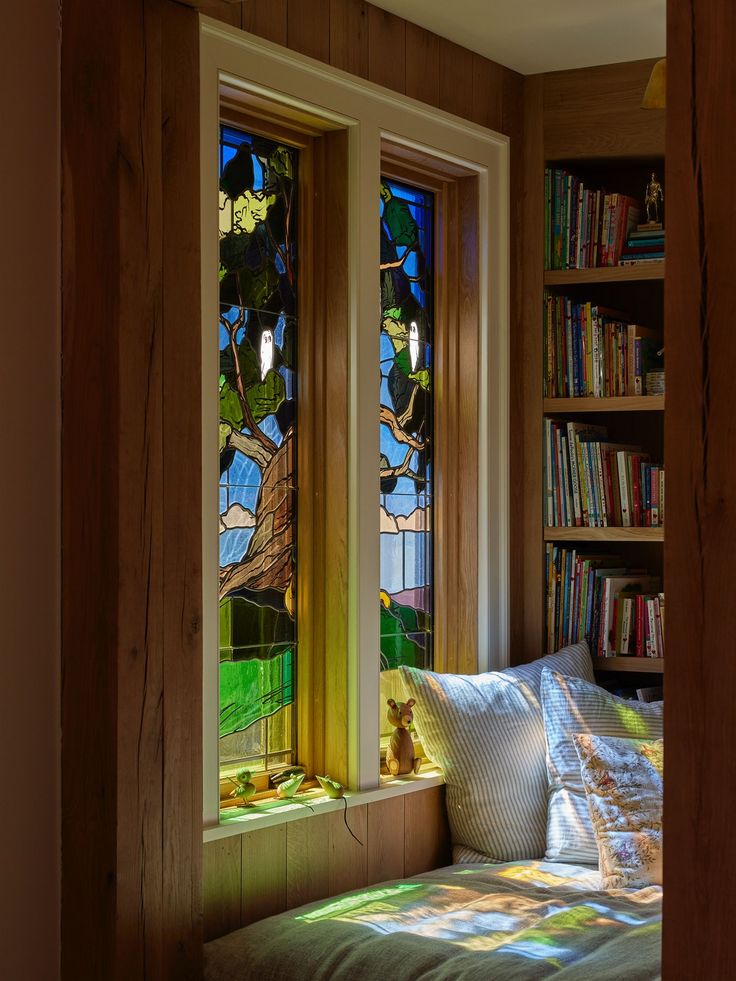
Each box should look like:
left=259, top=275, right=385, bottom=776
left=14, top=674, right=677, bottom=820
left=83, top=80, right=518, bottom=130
left=379, top=178, right=434, bottom=681
left=218, top=124, right=298, bottom=774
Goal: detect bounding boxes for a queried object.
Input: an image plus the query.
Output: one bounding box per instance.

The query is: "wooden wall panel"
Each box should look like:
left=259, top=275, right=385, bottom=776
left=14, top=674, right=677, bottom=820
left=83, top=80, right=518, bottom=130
left=472, top=54, right=506, bottom=132
left=328, top=805, right=369, bottom=896
left=367, top=5, right=406, bottom=93
left=242, top=825, right=287, bottom=925
left=405, top=23, right=439, bottom=107
left=664, top=1, right=736, bottom=976
left=241, top=0, right=287, bottom=44
left=161, top=2, right=204, bottom=972
left=286, top=811, right=332, bottom=908
left=366, top=796, right=405, bottom=884
left=543, top=59, right=665, bottom=160
left=204, top=786, right=452, bottom=940
left=515, top=75, right=544, bottom=664
left=61, top=0, right=121, bottom=970
left=203, top=837, right=242, bottom=942
left=287, top=0, right=330, bottom=62
left=329, top=0, right=368, bottom=78
left=439, top=38, right=474, bottom=120
left=404, top=786, right=452, bottom=876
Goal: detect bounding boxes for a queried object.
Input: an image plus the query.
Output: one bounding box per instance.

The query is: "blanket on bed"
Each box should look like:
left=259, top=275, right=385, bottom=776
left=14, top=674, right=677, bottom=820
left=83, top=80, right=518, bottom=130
left=204, top=860, right=661, bottom=980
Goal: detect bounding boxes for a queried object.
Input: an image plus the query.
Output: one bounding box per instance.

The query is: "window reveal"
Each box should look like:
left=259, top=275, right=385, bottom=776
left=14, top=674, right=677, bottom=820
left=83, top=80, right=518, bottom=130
left=379, top=178, right=434, bottom=674
left=218, top=125, right=298, bottom=773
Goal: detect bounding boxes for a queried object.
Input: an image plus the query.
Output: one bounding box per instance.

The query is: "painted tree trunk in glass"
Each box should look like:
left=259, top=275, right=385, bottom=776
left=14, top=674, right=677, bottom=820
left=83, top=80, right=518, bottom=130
left=218, top=125, right=297, bottom=773
left=380, top=178, right=434, bottom=677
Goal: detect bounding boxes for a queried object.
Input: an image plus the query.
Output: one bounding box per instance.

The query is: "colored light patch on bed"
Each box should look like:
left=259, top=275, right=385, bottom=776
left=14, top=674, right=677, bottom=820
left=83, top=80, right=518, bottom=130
left=295, top=883, right=424, bottom=922
left=495, top=865, right=589, bottom=889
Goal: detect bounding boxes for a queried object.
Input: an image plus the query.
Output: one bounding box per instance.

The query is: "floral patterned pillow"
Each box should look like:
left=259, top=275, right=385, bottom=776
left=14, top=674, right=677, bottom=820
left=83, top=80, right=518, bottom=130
left=574, top=733, right=663, bottom=889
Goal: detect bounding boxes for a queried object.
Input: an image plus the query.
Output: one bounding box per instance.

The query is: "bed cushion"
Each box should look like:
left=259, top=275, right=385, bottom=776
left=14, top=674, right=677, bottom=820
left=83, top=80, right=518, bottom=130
left=542, top=669, right=663, bottom=865
left=399, top=642, right=594, bottom=863
left=204, top=859, right=662, bottom=981
left=575, top=733, right=664, bottom=888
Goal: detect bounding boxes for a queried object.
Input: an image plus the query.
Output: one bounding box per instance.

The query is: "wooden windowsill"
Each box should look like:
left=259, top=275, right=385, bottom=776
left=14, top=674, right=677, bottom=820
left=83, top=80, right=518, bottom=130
left=204, top=765, right=445, bottom=842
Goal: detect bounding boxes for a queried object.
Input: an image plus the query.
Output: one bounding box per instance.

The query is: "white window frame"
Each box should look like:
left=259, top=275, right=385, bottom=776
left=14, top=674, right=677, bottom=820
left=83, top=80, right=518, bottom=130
left=201, top=16, right=510, bottom=828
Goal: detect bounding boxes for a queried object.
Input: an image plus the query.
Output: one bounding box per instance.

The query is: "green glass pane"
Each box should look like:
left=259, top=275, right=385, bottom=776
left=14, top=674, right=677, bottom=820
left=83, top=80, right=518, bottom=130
left=219, top=649, right=294, bottom=740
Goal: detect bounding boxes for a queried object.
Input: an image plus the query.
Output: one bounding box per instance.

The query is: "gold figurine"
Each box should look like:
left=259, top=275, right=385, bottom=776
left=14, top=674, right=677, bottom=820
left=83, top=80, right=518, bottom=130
left=644, top=172, right=664, bottom=225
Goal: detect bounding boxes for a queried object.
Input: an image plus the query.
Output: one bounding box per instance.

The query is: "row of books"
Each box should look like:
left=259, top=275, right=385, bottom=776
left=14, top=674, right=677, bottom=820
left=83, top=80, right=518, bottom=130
left=620, top=226, right=665, bottom=265
left=545, top=544, right=665, bottom=658
left=545, top=168, right=640, bottom=269
left=543, top=293, right=662, bottom=398
left=544, top=420, right=665, bottom=527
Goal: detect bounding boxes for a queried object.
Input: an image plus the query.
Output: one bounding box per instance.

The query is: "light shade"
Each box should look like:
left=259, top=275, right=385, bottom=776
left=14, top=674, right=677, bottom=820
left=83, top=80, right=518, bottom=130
left=641, top=58, right=666, bottom=109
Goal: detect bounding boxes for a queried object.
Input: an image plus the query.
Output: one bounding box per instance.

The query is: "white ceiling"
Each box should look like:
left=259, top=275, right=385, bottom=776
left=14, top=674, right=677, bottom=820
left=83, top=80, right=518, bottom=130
left=370, top=0, right=665, bottom=75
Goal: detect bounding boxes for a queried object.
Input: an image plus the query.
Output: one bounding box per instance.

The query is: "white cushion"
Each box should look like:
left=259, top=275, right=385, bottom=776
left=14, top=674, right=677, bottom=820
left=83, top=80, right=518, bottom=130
left=574, top=733, right=663, bottom=888
left=541, top=669, right=663, bottom=864
left=399, top=642, right=594, bottom=863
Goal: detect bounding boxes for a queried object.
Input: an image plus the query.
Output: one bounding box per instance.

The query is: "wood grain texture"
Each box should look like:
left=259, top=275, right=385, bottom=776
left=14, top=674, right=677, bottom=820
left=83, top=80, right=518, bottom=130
left=203, top=837, right=242, bottom=942
left=367, top=5, right=405, bottom=93
left=543, top=59, right=665, bottom=160
left=516, top=74, right=545, bottom=664
left=366, top=796, right=405, bottom=884
left=328, top=805, right=368, bottom=895
left=286, top=811, right=331, bottom=907
left=405, top=22, right=439, bottom=107
left=404, top=786, right=451, bottom=875
left=438, top=37, right=474, bottom=120
left=320, top=130, right=351, bottom=782
left=329, top=0, right=368, bottom=78
left=241, top=0, right=288, bottom=44
left=198, top=0, right=240, bottom=27
left=544, top=262, right=665, bottom=285
left=287, top=0, right=330, bottom=61
left=205, top=787, right=452, bottom=939
left=242, top=825, right=287, bottom=925
left=61, top=0, right=121, bottom=974
left=663, top=1, right=736, bottom=976
left=161, top=2, right=204, bottom=973
left=471, top=54, right=505, bottom=131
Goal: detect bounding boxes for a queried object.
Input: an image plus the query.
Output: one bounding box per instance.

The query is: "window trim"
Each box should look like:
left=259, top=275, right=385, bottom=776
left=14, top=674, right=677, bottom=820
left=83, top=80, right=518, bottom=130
left=201, top=16, right=510, bottom=827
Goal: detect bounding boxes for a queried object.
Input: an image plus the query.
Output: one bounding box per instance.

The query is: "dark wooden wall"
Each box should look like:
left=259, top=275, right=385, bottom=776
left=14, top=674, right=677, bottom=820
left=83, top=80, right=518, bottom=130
left=60, top=2, right=523, bottom=978
left=663, top=1, right=736, bottom=976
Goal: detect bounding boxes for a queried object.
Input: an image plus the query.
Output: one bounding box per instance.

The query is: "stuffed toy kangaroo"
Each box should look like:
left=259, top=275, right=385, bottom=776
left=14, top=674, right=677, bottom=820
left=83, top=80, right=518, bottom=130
left=386, top=698, right=422, bottom=776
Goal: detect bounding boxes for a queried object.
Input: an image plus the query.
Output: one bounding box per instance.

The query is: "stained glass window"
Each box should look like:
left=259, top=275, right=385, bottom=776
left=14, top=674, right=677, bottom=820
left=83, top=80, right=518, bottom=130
left=379, top=178, right=434, bottom=678
left=218, top=124, right=298, bottom=774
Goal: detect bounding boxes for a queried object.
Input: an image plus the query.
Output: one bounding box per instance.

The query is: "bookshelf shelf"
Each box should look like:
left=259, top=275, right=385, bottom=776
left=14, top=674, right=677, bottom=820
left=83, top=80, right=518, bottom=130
left=544, top=396, right=664, bottom=413
left=592, top=657, right=664, bottom=674
left=543, top=527, right=664, bottom=542
left=543, top=262, right=665, bottom=286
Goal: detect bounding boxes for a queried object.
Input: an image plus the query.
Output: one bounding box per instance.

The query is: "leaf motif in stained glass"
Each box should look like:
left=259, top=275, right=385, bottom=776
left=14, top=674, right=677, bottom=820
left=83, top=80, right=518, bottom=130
left=246, top=370, right=286, bottom=423
left=238, top=260, right=280, bottom=312
left=382, top=196, right=418, bottom=247
left=219, top=379, right=243, bottom=431
left=232, top=189, right=277, bottom=234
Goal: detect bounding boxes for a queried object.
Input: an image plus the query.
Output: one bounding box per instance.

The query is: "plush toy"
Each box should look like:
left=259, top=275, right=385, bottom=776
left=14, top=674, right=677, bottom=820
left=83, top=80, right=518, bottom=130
left=386, top=698, right=422, bottom=776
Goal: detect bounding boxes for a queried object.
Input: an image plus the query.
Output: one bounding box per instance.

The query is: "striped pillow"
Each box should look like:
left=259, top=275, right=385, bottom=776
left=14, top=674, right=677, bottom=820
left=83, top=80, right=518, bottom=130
left=399, top=642, right=594, bottom=863
left=541, top=669, right=664, bottom=865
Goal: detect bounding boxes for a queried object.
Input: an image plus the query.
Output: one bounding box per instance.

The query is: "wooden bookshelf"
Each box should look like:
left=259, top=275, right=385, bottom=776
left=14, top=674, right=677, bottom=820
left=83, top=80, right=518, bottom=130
left=592, top=657, right=664, bottom=674
left=544, top=262, right=664, bottom=286
left=544, top=396, right=663, bottom=413
left=543, top=527, right=664, bottom=542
